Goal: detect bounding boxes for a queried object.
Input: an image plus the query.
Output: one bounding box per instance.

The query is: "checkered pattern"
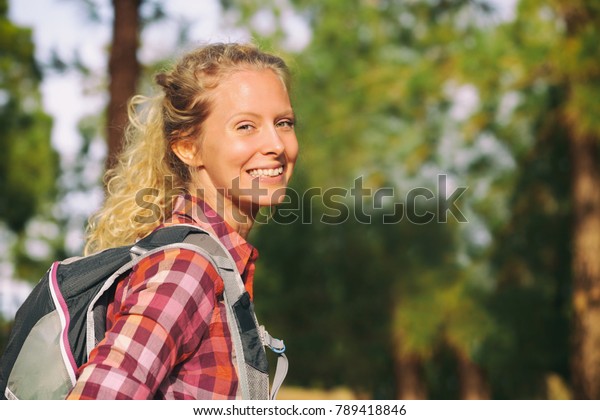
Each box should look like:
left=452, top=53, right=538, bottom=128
left=67, top=195, right=258, bottom=400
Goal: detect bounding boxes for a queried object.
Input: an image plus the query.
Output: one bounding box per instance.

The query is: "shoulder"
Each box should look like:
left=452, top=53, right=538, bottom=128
left=127, top=247, right=224, bottom=304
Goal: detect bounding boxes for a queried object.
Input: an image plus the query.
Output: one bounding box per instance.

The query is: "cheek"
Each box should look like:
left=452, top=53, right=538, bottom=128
left=228, top=140, right=257, bottom=164
left=285, top=136, right=299, bottom=163
left=209, top=142, right=254, bottom=175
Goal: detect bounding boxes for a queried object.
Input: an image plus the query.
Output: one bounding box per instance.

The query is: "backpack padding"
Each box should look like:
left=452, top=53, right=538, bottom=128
left=135, top=225, right=201, bottom=251
left=60, top=246, right=133, bottom=366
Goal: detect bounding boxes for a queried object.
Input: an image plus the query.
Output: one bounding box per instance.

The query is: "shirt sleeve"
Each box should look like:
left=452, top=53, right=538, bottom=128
left=66, top=248, right=219, bottom=400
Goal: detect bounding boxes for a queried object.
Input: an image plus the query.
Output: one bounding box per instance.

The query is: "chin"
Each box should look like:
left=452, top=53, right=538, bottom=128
left=236, top=190, right=288, bottom=213
left=256, top=193, right=289, bottom=208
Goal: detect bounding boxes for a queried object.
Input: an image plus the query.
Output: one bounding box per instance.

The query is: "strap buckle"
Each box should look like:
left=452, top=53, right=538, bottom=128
left=260, top=325, right=286, bottom=354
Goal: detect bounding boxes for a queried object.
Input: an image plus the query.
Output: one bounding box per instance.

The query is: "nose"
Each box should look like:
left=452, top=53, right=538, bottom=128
left=261, top=126, right=285, bottom=155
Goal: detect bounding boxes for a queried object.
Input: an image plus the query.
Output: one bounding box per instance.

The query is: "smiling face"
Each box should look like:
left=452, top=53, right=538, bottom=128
left=180, top=69, right=298, bottom=222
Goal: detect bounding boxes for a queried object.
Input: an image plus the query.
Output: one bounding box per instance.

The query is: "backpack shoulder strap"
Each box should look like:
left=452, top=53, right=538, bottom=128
left=181, top=227, right=288, bottom=400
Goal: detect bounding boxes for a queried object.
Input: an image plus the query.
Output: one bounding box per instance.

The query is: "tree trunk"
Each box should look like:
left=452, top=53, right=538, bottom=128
left=569, top=130, right=600, bottom=399
left=557, top=1, right=600, bottom=400
left=454, top=348, right=490, bottom=399
left=106, top=0, right=141, bottom=171
left=394, top=353, right=427, bottom=399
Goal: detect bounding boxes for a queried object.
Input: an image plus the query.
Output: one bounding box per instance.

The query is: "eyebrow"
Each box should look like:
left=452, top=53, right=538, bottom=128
left=228, top=109, right=296, bottom=122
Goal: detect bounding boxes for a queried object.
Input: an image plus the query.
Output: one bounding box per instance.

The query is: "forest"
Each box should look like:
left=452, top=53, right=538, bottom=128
left=1, top=0, right=600, bottom=400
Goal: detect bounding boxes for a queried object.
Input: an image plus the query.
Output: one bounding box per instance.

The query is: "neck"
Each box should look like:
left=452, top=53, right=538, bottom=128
left=226, top=203, right=255, bottom=239
left=194, top=188, right=255, bottom=239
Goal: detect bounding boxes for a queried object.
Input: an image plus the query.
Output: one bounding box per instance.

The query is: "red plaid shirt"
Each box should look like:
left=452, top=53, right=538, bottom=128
left=67, top=195, right=258, bottom=399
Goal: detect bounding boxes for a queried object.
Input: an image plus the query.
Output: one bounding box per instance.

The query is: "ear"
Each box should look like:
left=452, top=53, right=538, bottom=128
left=171, top=138, right=204, bottom=167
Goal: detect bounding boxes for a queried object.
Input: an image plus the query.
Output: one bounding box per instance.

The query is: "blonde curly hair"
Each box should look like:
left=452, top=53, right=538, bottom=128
left=84, top=43, right=291, bottom=255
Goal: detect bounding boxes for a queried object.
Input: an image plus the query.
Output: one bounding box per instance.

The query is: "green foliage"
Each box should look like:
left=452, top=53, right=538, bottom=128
left=0, top=3, right=62, bottom=364
left=0, top=0, right=58, bottom=233
left=231, top=0, right=501, bottom=398
left=471, top=0, right=598, bottom=398
left=0, top=315, right=13, bottom=356
left=251, top=181, right=459, bottom=397
left=230, top=0, right=599, bottom=399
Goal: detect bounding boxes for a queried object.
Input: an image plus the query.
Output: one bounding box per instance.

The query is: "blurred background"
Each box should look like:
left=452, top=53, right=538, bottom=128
left=1, top=0, right=599, bottom=400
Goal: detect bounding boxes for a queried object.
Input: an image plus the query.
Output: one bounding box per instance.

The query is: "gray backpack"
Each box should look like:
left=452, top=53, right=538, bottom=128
left=0, top=224, right=287, bottom=400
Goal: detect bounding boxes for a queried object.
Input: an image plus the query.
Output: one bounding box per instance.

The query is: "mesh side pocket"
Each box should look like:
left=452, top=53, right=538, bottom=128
left=246, top=364, right=269, bottom=400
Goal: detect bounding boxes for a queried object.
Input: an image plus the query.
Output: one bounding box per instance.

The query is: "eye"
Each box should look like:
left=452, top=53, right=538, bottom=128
left=276, top=118, right=295, bottom=130
left=236, top=123, right=255, bottom=132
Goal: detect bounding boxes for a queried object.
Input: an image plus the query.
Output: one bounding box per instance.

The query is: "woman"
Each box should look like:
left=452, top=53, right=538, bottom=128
left=67, top=43, right=298, bottom=399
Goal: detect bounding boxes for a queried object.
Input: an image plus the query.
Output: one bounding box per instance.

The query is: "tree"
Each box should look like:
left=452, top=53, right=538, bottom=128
left=106, top=0, right=141, bottom=170
left=0, top=0, right=60, bottom=283
left=0, top=0, right=58, bottom=233
left=0, top=0, right=59, bottom=352
left=475, top=0, right=600, bottom=399
left=550, top=0, right=600, bottom=399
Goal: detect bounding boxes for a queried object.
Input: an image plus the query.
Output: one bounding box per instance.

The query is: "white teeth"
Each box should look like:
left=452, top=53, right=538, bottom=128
left=248, top=166, right=284, bottom=178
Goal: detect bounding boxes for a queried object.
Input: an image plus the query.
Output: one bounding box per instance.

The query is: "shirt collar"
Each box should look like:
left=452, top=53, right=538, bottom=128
left=167, top=194, right=259, bottom=275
